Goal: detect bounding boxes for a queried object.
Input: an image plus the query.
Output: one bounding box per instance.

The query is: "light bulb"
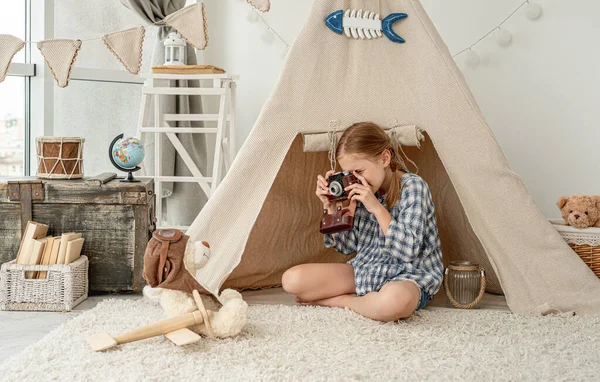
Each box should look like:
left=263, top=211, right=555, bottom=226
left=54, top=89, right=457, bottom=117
left=524, top=2, right=542, bottom=20
left=466, top=50, right=481, bottom=68
left=280, top=46, right=289, bottom=59
left=496, top=28, right=512, bottom=47
left=246, top=9, right=259, bottom=22
left=261, top=27, right=275, bottom=43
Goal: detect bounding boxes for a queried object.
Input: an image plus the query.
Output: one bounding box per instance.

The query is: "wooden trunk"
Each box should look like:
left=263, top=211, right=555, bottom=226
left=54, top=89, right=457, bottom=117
left=0, top=173, right=155, bottom=292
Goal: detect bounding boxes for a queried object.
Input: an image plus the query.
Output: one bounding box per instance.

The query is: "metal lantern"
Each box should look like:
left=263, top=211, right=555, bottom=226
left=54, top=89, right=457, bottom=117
left=443, top=261, right=486, bottom=309
left=164, top=32, right=186, bottom=66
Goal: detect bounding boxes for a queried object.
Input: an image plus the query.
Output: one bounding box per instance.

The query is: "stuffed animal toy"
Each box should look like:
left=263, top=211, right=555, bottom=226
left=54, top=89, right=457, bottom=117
left=144, top=286, right=248, bottom=338
left=557, top=195, right=600, bottom=229
left=144, top=239, right=248, bottom=339
left=184, top=240, right=211, bottom=275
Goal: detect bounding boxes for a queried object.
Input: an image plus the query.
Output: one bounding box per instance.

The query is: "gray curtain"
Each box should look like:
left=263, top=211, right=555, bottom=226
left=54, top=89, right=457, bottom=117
left=121, top=0, right=209, bottom=227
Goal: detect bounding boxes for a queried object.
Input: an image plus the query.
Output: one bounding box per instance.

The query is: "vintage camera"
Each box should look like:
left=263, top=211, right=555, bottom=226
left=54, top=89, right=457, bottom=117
left=320, top=170, right=360, bottom=234
left=326, top=171, right=360, bottom=202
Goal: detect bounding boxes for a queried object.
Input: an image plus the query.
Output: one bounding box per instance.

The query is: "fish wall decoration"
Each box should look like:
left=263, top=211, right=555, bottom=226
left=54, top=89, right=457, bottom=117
left=325, top=9, right=408, bottom=43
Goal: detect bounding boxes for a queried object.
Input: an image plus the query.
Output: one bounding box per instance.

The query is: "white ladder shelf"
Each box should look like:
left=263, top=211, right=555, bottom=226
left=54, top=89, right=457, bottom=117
left=136, top=73, right=238, bottom=229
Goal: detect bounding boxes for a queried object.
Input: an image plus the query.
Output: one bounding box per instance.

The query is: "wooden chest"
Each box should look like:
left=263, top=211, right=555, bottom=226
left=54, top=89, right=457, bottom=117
left=0, top=173, right=155, bottom=292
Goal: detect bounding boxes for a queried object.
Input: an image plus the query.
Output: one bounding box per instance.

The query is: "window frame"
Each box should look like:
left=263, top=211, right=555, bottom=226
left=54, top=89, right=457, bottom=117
left=4, top=1, right=33, bottom=176
left=6, top=0, right=145, bottom=176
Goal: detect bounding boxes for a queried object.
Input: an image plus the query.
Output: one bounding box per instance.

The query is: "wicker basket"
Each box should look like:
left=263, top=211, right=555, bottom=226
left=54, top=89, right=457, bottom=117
left=0, top=256, right=88, bottom=311
left=550, top=218, right=600, bottom=279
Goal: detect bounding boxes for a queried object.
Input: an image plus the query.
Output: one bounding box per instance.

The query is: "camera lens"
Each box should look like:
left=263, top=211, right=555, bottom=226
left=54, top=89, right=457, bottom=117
left=329, top=181, right=343, bottom=197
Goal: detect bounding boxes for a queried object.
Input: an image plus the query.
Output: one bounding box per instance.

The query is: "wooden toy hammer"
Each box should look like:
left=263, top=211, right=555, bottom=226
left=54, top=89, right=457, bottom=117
left=86, top=290, right=215, bottom=351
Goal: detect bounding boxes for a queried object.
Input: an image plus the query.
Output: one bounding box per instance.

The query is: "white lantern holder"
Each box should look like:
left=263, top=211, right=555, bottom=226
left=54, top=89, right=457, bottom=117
left=164, top=32, right=187, bottom=66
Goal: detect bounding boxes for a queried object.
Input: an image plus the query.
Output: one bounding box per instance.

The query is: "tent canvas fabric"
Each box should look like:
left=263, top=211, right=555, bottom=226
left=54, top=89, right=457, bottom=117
left=186, top=0, right=600, bottom=315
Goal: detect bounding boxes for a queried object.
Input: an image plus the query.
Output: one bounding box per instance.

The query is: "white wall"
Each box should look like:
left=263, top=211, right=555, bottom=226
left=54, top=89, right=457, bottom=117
left=202, top=0, right=600, bottom=219
left=201, top=0, right=310, bottom=146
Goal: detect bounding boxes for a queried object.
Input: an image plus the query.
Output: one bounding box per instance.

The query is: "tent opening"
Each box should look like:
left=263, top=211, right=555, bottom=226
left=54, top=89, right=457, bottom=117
left=221, top=132, right=503, bottom=296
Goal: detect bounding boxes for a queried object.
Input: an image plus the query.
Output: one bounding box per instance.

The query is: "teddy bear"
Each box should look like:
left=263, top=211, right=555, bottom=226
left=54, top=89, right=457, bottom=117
left=185, top=240, right=212, bottom=275
left=143, top=239, right=248, bottom=339
left=557, top=195, right=600, bottom=229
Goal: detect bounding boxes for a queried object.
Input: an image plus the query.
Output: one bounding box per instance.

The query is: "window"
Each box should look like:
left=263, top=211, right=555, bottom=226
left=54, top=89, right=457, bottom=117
left=2, top=1, right=199, bottom=178
left=0, top=77, right=25, bottom=177
left=0, top=2, right=27, bottom=176
left=2, top=1, right=155, bottom=177
left=0, top=2, right=25, bottom=62
left=50, top=0, right=152, bottom=177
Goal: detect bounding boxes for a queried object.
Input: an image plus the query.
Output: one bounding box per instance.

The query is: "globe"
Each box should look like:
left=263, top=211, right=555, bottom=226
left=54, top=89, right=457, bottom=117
left=111, top=136, right=145, bottom=169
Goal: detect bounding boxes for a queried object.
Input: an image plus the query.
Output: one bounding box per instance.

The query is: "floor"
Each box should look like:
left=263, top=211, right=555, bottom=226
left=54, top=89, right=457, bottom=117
left=0, top=288, right=508, bottom=363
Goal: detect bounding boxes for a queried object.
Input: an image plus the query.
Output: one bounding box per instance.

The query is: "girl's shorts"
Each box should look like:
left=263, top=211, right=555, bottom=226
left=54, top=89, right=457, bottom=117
left=397, top=279, right=431, bottom=311
left=416, top=288, right=431, bottom=311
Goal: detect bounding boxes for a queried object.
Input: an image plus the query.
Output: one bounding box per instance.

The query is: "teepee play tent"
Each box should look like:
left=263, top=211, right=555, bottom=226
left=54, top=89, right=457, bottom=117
left=187, top=0, right=600, bottom=315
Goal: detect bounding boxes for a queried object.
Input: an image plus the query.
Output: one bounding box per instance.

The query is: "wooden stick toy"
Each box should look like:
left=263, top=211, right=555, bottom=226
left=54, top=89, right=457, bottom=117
left=86, top=290, right=214, bottom=351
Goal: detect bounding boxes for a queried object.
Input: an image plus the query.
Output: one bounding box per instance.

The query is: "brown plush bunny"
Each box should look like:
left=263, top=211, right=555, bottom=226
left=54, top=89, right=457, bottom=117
left=557, top=195, right=600, bottom=229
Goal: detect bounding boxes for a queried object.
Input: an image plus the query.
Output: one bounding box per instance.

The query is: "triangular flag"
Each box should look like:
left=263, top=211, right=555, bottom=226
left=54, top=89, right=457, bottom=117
left=164, top=3, right=208, bottom=51
left=102, top=26, right=145, bottom=75
left=247, top=0, right=270, bottom=12
left=37, top=39, right=82, bottom=88
left=0, top=35, right=25, bottom=83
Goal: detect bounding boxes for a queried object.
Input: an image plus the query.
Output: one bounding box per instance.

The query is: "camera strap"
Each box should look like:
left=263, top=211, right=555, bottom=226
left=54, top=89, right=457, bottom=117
left=328, top=120, right=341, bottom=172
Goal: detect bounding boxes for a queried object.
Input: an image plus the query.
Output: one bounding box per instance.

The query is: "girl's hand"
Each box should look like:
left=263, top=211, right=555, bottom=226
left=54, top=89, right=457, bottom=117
left=316, top=170, right=336, bottom=213
left=345, top=198, right=358, bottom=216
left=345, top=171, right=381, bottom=214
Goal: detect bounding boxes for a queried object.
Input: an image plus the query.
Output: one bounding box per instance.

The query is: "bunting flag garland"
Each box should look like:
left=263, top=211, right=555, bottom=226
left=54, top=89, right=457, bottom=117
left=37, top=39, right=82, bottom=88
left=164, top=2, right=209, bottom=50
left=0, top=2, right=217, bottom=88
left=0, top=34, right=25, bottom=83
left=247, top=0, right=270, bottom=12
left=102, top=26, right=145, bottom=75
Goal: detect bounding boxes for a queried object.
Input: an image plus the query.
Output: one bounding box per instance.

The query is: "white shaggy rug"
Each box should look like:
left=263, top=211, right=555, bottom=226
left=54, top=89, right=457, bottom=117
left=1, top=299, right=599, bottom=381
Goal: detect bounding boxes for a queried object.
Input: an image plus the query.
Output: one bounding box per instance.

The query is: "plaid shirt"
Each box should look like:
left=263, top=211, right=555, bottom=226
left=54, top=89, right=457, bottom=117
left=324, top=172, right=444, bottom=297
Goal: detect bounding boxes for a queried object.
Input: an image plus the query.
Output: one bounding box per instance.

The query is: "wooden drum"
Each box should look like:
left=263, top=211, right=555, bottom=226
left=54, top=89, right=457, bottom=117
left=36, top=137, right=85, bottom=179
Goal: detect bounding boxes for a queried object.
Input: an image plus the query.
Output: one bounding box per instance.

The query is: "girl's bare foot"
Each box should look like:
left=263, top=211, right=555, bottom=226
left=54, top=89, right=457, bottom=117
left=294, top=294, right=355, bottom=309
left=310, top=294, right=353, bottom=308
left=295, top=296, right=314, bottom=305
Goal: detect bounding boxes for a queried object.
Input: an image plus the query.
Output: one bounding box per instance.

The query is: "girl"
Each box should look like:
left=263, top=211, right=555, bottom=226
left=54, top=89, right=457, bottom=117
left=282, top=122, right=444, bottom=322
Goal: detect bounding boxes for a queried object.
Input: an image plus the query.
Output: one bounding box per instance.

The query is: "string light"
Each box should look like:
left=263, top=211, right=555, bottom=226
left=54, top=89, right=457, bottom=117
left=466, top=49, right=481, bottom=68
left=245, top=7, right=291, bottom=59
left=260, top=26, right=275, bottom=43
left=524, top=2, right=543, bottom=20
left=246, top=8, right=259, bottom=22
left=495, top=28, right=512, bottom=47
left=279, top=45, right=289, bottom=60
left=452, top=0, right=543, bottom=66
left=243, top=1, right=543, bottom=62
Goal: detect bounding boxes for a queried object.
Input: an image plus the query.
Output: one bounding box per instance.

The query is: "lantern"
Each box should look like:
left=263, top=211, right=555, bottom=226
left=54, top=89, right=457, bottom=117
left=164, top=32, right=186, bottom=66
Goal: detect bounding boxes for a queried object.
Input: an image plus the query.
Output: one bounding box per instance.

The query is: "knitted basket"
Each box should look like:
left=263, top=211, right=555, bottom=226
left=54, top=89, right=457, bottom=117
left=0, top=256, right=88, bottom=311
left=550, top=218, right=600, bottom=279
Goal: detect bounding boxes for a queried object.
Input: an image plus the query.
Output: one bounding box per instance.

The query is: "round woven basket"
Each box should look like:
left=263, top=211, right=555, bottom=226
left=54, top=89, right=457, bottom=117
left=550, top=218, right=600, bottom=278
left=36, top=137, right=85, bottom=179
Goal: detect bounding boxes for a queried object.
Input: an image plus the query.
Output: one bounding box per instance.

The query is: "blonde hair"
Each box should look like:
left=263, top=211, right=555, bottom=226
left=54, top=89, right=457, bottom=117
left=336, top=122, right=408, bottom=209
